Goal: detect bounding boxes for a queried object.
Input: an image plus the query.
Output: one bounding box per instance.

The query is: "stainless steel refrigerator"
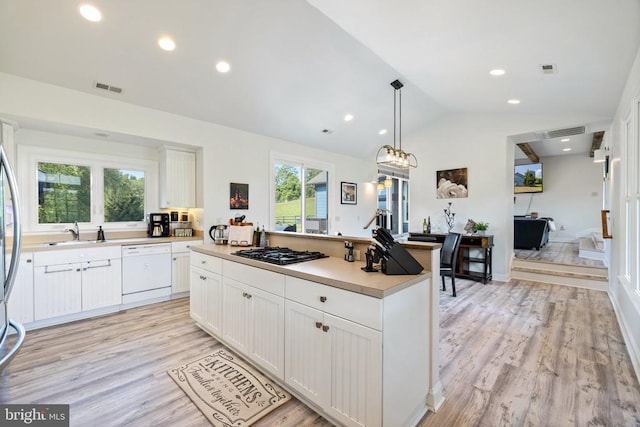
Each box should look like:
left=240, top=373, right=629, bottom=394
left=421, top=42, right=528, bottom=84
left=0, top=142, right=24, bottom=372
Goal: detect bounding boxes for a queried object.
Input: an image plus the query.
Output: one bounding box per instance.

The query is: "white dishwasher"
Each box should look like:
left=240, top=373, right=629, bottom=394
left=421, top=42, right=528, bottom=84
left=122, top=243, right=172, bottom=304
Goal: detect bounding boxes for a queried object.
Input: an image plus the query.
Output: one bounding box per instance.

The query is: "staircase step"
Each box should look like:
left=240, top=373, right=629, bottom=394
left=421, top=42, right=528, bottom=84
left=511, top=258, right=608, bottom=291
left=578, top=237, right=605, bottom=261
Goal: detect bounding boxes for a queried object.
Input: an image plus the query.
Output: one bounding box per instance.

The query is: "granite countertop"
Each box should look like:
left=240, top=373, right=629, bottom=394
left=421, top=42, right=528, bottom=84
left=191, top=244, right=431, bottom=299
left=21, top=236, right=203, bottom=252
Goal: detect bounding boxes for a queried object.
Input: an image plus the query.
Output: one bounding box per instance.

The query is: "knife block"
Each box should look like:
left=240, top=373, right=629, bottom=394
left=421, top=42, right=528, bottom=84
left=380, top=244, right=423, bottom=275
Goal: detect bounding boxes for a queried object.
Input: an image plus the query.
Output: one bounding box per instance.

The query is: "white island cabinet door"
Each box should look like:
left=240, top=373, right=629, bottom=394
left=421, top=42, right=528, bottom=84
left=247, top=285, right=285, bottom=380
left=284, top=300, right=328, bottom=404
left=222, top=278, right=250, bottom=355
left=81, top=258, right=122, bottom=311
left=190, top=266, right=206, bottom=325
left=34, top=264, right=82, bottom=320
left=324, top=313, right=382, bottom=427
left=203, top=271, right=222, bottom=337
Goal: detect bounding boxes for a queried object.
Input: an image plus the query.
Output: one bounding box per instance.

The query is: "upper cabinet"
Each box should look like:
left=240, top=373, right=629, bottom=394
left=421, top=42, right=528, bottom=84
left=160, top=148, right=196, bottom=208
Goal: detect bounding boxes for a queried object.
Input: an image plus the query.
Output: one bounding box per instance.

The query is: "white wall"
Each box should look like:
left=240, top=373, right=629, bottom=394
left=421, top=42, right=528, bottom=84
left=514, top=154, right=604, bottom=241
left=404, top=112, right=609, bottom=281
left=607, top=46, right=640, bottom=380
left=0, top=72, right=377, bottom=239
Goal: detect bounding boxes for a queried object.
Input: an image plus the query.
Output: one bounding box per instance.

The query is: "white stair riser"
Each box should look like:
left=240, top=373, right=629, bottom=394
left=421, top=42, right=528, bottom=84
left=511, top=269, right=608, bottom=291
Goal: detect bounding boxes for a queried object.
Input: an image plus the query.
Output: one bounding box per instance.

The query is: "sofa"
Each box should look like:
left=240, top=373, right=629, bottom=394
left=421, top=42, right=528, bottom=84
left=514, top=216, right=550, bottom=250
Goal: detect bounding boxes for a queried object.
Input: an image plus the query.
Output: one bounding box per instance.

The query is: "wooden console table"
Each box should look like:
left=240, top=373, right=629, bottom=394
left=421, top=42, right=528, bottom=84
left=409, top=233, right=493, bottom=283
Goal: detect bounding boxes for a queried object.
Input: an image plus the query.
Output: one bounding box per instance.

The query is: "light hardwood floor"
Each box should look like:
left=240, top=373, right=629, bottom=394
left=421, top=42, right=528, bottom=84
left=2, top=277, right=638, bottom=426
left=514, top=240, right=606, bottom=268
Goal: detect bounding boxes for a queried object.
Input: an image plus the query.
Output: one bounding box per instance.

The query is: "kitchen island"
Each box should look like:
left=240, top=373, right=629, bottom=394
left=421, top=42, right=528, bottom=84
left=190, top=242, right=443, bottom=427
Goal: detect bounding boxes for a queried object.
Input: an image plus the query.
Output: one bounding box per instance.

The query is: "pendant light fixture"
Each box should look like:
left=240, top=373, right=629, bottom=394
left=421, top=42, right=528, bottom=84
left=376, top=79, right=418, bottom=169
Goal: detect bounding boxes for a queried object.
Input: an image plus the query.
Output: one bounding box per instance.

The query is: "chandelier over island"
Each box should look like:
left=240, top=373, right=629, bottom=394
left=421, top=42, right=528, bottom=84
left=375, top=79, right=418, bottom=169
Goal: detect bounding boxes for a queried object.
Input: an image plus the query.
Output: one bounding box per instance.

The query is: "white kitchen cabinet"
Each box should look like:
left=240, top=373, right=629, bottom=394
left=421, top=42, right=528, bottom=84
left=82, top=258, right=122, bottom=311
left=6, top=252, right=34, bottom=325
left=159, top=148, right=196, bottom=208
left=33, top=246, right=122, bottom=321
left=285, top=299, right=382, bottom=427
left=172, top=240, right=202, bottom=294
left=190, top=251, right=223, bottom=336
left=189, top=248, right=437, bottom=427
left=190, top=266, right=222, bottom=336
left=34, top=263, right=82, bottom=320
left=222, top=277, right=285, bottom=380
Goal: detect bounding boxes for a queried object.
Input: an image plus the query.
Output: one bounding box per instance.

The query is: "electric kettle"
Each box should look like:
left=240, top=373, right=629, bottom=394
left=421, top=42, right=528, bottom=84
left=209, top=224, right=228, bottom=245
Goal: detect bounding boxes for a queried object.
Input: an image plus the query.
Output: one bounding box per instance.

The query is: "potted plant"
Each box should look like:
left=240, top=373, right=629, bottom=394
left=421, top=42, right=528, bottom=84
left=473, top=221, right=489, bottom=235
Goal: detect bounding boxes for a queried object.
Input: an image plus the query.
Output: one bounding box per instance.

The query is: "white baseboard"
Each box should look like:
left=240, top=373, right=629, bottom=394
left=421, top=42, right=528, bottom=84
left=608, top=283, right=640, bottom=386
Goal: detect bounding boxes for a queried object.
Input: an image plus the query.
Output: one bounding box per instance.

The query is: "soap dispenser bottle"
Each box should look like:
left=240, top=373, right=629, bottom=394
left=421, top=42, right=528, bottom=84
left=97, top=225, right=106, bottom=242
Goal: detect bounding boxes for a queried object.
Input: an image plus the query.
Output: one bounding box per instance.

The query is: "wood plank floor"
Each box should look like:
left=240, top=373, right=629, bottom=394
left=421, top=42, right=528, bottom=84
left=514, top=241, right=606, bottom=268
left=0, top=299, right=330, bottom=427
left=2, top=277, right=639, bottom=426
left=419, top=278, right=640, bottom=427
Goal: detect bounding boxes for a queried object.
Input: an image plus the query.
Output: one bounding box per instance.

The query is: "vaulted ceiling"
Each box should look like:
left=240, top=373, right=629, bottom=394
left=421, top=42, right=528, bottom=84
left=1, top=0, right=639, bottom=158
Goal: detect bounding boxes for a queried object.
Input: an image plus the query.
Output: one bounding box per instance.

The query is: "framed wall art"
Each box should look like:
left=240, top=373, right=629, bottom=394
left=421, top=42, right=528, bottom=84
left=340, top=182, right=357, bottom=205
left=436, top=167, right=468, bottom=199
left=230, top=183, right=249, bottom=210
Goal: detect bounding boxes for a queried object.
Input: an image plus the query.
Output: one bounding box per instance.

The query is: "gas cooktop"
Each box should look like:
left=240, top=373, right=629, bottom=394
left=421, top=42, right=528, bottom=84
left=233, top=247, right=328, bottom=265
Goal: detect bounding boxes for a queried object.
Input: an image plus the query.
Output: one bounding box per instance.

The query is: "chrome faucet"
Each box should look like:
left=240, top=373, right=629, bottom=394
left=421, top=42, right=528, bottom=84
left=64, top=221, right=80, bottom=240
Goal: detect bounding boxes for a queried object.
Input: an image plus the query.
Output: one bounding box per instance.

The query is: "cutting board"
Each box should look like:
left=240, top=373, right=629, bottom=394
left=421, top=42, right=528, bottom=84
left=228, top=225, right=254, bottom=246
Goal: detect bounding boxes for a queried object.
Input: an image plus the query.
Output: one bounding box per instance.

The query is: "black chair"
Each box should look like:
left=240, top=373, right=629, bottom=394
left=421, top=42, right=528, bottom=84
left=440, top=232, right=462, bottom=297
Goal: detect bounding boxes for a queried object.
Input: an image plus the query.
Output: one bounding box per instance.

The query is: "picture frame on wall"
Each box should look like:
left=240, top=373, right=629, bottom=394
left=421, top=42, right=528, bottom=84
left=436, top=167, right=469, bottom=199
left=230, top=183, right=249, bottom=210
left=341, top=182, right=357, bottom=205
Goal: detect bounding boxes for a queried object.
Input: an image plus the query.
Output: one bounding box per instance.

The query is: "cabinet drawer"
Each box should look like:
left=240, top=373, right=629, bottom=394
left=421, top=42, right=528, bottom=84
left=172, top=240, right=203, bottom=253
left=190, top=251, right=222, bottom=274
left=223, top=260, right=284, bottom=297
left=34, top=246, right=121, bottom=266
left=285, top=277, right=382, bottom=330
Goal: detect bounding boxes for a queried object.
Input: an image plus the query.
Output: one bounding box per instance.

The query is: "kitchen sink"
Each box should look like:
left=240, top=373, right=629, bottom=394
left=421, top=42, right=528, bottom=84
left=45, top=240, right=109, bottom=246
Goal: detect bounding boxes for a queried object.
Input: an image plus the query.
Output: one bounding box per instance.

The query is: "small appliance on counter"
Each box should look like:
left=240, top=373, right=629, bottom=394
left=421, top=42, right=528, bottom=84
left=209, top=224, right=229, bottom=245
left=147, top=213, right=170, bottom=237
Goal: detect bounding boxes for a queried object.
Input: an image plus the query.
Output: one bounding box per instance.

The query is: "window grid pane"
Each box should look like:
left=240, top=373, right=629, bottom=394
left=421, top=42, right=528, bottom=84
left=104, top=168, right=145, bottom=222
left=38, top=162, right=91, bottom=224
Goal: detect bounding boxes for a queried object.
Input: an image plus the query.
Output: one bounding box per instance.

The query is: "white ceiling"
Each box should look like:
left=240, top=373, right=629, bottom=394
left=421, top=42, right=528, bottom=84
left=1, top=0, right=639, bottom=159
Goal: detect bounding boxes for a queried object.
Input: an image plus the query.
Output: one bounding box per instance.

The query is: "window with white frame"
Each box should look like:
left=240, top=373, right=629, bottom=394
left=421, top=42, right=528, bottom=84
left=376, top=166, right=410, bottom=236
left=20, top=145, right=156, bottom=231
left=271, top=154, right=332, bottom=235
left=622, top=100, right=640, bottom=293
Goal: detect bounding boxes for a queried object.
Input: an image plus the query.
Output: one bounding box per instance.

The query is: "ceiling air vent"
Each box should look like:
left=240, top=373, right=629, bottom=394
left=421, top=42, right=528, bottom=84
left=93, top=81, right=123, bottom=94
left=540, top=64, right=557, bottom=74
left=536, top=126, right=586, bottom=140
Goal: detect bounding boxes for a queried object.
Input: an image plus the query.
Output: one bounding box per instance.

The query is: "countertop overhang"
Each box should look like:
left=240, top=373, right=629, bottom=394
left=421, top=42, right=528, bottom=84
left=191, top=244, right=431, bottom=299
left=21, top=236, right=202, bottom=252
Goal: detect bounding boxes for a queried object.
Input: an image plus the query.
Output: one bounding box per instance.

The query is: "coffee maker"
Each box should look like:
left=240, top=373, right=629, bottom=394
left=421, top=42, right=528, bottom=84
left=147, top=213, right=170, bottom=237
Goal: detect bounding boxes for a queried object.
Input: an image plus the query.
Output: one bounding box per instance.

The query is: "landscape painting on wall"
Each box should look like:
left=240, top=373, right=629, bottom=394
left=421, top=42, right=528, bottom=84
left=436, top=168, right=468, bottom=198
left=230, top=183, right=249, bottom=209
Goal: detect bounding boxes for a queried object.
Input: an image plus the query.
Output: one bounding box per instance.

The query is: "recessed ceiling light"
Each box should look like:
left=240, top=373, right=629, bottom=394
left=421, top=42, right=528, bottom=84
left=79, top=4, right=102, bottom=22
left=562, top=148, right=572, bottom=152
left=507, top=99, right=521, bottom=105
left=561, top=138, right=570, bottom=142
left=344, top=114, right=354, bottom=122
left=489, top=69, right=505, bottom=76
left=158, top=37, right=176, bottom=51
left=379, top=129, right=387, bottom=135
left=216, top=61, right=231, bottom=73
